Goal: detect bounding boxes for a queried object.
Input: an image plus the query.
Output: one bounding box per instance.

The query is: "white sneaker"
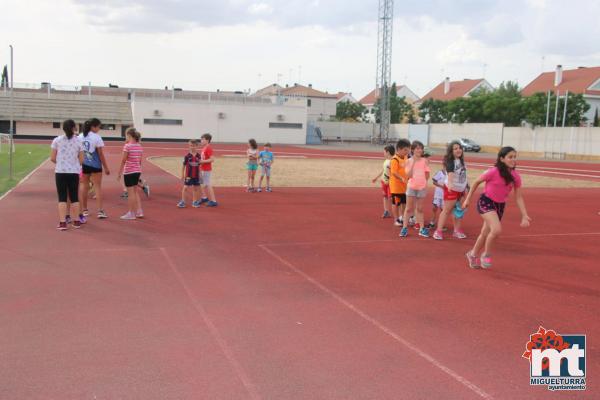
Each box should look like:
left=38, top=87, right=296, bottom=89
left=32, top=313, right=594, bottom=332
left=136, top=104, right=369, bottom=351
left=120, top=212, right=136, bottom=220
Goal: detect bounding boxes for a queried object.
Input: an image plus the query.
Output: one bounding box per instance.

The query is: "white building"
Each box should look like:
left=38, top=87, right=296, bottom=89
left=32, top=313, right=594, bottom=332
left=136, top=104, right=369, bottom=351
left=254, top=83, right=338, bottom=122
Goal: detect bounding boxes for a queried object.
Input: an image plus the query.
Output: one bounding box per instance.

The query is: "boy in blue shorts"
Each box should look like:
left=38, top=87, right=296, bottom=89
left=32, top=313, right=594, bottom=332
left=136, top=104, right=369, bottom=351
left=257, top=143, right=274, bottom=192
left=178, top=139, right=203, bottom=208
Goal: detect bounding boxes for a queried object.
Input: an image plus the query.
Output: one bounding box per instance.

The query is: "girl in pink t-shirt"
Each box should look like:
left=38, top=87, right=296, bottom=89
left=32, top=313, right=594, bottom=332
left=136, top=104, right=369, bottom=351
left=399, top=141, right=431, bottom=238
left=462, top=147, right=531, bottom=269
left=117, top=128, right=144, bottom=220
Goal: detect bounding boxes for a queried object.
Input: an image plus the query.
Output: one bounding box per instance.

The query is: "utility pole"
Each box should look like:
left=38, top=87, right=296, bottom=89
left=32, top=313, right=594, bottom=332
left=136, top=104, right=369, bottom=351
left=9, top=45, right=14, bottom=180
left=375, top=0, right=394, bottom=144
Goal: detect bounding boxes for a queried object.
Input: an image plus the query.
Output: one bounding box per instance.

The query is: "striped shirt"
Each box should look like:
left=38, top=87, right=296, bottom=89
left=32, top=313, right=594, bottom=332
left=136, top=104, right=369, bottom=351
left=123, top=142, right=143, bottom=174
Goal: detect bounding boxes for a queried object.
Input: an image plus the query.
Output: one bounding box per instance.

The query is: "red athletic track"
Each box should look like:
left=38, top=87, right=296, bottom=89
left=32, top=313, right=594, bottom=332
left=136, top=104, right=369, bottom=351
left=1, top=141, right=599, bottom=399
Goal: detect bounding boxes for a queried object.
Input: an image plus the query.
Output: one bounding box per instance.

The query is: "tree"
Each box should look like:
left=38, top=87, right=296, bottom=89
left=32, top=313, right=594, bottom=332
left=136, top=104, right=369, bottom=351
left=372, top=82, right=415, bottom=124
left=594, top=108, right=599, bottom=127
left=335, top=100, right=367, bottom=122
left=522, top=92, right=590, bottom=127
left=1, top=65, right=8, bottom=88
left=418, top=98, right=448, bottom=123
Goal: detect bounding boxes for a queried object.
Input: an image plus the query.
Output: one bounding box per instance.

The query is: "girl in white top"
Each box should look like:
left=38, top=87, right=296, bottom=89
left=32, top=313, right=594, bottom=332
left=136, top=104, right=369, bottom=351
left=246, top=139, right=259, bottom=192
left=79, top=118, right=110, bottom=219
left=50, top=119, right=85, bottom=230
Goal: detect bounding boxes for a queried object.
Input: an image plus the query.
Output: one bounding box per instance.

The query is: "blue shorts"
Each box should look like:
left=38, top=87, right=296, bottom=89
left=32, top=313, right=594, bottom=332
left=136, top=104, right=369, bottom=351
left=247, top=163, right=258, bottom=171
left=184, top=177, right=201, bottom=186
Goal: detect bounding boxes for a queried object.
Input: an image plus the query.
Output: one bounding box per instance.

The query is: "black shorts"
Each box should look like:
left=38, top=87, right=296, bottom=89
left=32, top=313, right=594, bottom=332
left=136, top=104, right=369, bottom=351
left=184, top=177, right=202, bottom=186
left=391, top=193, right=406, bottom=206
left=124, top=173, right=141, bottom=188
left=477, top=194, right=506, bottom=220
left=55, top=173, right=79, bottom=203
left=82, top=164, right=102, bottom=174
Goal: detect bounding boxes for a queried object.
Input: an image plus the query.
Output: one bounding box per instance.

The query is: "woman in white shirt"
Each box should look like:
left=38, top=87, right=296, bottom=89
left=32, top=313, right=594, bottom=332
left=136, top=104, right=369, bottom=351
left=51, top=120, right=85, bottom=230
left=80, top=118, right=110, bottom=219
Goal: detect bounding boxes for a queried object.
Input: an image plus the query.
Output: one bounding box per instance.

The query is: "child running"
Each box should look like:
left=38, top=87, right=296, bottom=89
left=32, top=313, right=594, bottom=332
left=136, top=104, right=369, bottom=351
left=371, top=145, right=395, bottom=218
left=462, top=146, right=531, bottom=269
left=400, top=141, right=430, bottom=238
left=433, top=140, right=469, bottom=240
left=389, top=139, right=411, bottom=227
left=246, top=139, right=259, bottom=192
left=178, top=139, right=202, bottom=208
left=117, top=128, right=144, bottom=220
left=79, top=118, right=110, bottom=219
left=428, top=169, right=447, bottom=229
left=199, top=133, right=218, bottom=207
left=51, top=119, right=86, bottom=230
left=257, top=143, right=274, bottom=192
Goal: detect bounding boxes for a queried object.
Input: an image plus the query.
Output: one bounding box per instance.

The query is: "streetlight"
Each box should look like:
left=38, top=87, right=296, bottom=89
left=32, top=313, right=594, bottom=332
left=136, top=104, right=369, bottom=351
left=9, top=45, right=14, bottom=180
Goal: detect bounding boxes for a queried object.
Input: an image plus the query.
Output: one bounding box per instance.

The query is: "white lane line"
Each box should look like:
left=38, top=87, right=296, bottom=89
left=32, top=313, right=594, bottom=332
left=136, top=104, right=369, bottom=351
left=0, top=158, right=50, bottom=202
left=160, top=247, right=261, bottom=400
left=259, top=244, right=493, bottom=399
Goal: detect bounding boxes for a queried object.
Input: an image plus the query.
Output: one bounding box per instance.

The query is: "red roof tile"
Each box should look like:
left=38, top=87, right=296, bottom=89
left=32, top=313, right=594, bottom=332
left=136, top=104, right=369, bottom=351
left=521, top=66, right=600, bottom=96
left=280, top=84, right=337, bottom=98
left=421, top=79, right=485, bottom=102
left=359, top=89, right=378, bottom=105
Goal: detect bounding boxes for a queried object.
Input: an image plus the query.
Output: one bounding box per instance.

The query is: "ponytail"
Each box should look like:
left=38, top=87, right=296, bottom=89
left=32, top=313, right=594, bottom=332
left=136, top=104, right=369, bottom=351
left=62, top=119, right=76, bottom=139
left=84, top=118, right=101, bottom=137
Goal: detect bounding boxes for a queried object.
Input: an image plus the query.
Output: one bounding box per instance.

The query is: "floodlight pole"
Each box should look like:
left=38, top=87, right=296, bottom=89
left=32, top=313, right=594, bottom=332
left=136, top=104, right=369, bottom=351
left=9, top=45, right=14, bottom=180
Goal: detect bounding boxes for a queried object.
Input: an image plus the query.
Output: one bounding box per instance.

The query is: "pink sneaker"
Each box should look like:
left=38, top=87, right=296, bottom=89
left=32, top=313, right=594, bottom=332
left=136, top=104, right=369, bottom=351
left=433, top=230, right=443, bottom=240
left=135, top=210, right=144, bottom=218
left=465, top=251, right=480, bottom=269
left=453, top=230, right=467, bottom=239
left=481, top=254, right=493, bottom=269
left=120, top=212, right=136, bottom=220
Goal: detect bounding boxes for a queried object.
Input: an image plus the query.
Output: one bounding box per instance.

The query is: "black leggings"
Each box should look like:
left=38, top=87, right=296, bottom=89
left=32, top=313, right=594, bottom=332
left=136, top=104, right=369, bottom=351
left=55, top=173, right=80, bottom=203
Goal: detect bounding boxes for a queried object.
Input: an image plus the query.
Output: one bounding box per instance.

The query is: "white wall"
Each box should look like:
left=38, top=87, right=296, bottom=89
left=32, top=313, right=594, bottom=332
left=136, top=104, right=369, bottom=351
left=429, top=123, right=504, bottom=146
left=584, top=97, right=600, bottom=124
left=15, top=121, right=123, bottom=138
left=132, top=99, right=307, bottom=144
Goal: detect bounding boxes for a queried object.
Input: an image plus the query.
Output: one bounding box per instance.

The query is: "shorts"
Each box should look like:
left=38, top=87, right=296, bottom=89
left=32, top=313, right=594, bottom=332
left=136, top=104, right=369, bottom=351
left=381, top=182, right=390, bottom=198
left=391, top=193, right=406, bottom=206
left=201, top=171, right=212, bottom=186
left=184, top=177, right=202, bottom=186
left=247, top=162, right=258, bottom=171
left=124, top=172, right=141, bottom=188
left=443, top=186, right=465, bottom=201
left=82, top=164, right=102, bottom=174
left=261, top=165, right=272, bottom=177
left=406, top=187, right=427, bottom=198
left=55, top=173, right=79, bottom=203
left=432, top=197, right=444, bottom=209
left=477, top=194, right=506, bottom=220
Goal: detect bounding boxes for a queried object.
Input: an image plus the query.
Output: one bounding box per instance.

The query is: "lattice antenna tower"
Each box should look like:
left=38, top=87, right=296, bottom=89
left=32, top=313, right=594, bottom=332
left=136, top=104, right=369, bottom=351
left=375, top=0, right=393, bottom=143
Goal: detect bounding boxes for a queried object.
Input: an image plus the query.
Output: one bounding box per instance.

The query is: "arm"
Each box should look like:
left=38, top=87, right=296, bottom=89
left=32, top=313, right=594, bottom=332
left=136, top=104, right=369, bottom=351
left=461, top=176, right=484, bottom=209
left=50, top=149, right=58, bottom=164
left=97, top=147, right=110, bottom=175
left=514, top=187, right=531, bottom=227
left=405, top=158, right=415, bottom=179
left=371, top=171, right=383, bottom=183
left=78, top=150, right=84, bottom=165
left=117, top=151, right=128, bottom=180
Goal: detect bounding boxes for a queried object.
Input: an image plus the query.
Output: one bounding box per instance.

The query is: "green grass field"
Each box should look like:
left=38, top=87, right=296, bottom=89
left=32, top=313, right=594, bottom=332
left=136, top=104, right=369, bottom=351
left=0, top=143, right=49, bottom=196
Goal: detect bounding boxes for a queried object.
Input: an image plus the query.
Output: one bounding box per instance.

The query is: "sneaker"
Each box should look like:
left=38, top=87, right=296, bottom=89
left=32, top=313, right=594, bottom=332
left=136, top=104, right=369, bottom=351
left=418, top=227, right=429, bottom=238
left=480, top=254, right=493, bottom=269
left=206, top=201, right=219, bottom=207
left=256, top=187, right=262, bottom=193
left=97, top=210, right=108, bottom=219
left=135, top=210, right=144, bottom=218
left=142, top=184, right=150, bottom=198
left=72, top=220, right=82, bottom=229
left=266, top=187, right=272, bottom=192
left=120, top=212, right=136, bottom=220
left=65, top=215, right=72, bottom=224
left=56, top=222, right=68, bottom=231
left=192, top=201, right=201, bottom=208
left=82, top=209, right=89, bottom=217
left=177, top=200, right=186, bottom=208
left=453, top=230, right=467, bottom=239
left=413, top=223, right=421, bottom=231
left=433, top=230, right=443, bottom=240
left=79, top=214, right=87, bottom=224
left=399, top=227, right=409, bottom=237
left=120, top=191, right=128, bottom=199
left=382, top=210, right=391, bottom=218
left=427, top=222, right=435, bottom=229
left=394, top=219, right=403, bottom=227
left=200, top=197, right=209, bottom=204
left=466, top=251, right=481, bottom=269
left=408, top=216, right=416, bottom=226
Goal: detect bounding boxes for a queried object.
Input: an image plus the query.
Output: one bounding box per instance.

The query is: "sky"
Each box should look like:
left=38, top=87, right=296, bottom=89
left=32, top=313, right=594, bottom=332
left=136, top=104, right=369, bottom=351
left=1, top=0, right=599, bottom=99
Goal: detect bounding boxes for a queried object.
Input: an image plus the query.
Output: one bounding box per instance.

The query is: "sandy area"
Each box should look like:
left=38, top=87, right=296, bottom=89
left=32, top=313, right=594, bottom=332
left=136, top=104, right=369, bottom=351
left=149, top=156, right=600, bottom=188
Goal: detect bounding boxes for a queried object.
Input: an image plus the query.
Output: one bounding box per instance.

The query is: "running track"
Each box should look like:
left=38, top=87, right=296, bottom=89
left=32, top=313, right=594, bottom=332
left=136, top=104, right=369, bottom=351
left=1, top=141, right=598, bottom=399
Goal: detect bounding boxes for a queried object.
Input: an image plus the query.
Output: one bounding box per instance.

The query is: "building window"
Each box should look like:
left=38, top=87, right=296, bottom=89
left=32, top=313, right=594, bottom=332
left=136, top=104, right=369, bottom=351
left=143, top=118, right=183, bottom=125
left=52, top=122, right=61, bottom=129
left=269, top=122, right=303, bottom=129
left=307, top=99, right=312, bottom=107
left=100, top=124, right=116, bottom=130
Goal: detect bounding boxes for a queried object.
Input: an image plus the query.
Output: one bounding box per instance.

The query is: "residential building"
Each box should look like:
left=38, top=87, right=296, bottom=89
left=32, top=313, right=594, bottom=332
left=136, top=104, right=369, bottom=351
left=420, top=78, right=493, bottom=102
left=359, top=85, right=420, bottom=122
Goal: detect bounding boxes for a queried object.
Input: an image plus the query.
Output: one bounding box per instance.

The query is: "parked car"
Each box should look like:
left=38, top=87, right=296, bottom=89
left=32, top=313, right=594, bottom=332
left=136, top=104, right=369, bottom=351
left=449, top=138, right=481, bottom=152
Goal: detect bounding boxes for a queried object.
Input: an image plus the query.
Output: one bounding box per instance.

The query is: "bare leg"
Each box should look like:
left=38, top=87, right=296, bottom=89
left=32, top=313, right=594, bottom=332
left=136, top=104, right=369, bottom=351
left=436, top=200, right=454, bottom=233
left=402, top=196, right=414, bottom=227
left=58, top=202, right=67, bottom=222
left=79, top=174, right=90, bottom=211
left=90, top=173, right=103, bottom=211
left=127, top=186, right=136, bottom=213
left=181, top=185, right=188, bottom=202
left=415, top=197, right=425, bottom=227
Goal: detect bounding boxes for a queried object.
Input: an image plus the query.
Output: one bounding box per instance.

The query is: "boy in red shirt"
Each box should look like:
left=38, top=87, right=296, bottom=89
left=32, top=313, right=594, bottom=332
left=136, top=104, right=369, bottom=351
left=199, top=133, right=218, bottom=207
left=177, top=139, right=202, bottom=208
